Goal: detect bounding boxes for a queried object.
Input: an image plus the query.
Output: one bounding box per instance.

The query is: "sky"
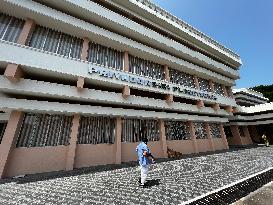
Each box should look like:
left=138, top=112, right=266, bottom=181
left=153, top=0, right=273, bottom=88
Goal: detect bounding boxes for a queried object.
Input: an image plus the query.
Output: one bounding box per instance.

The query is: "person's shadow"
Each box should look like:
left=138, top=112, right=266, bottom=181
left=141, top=179, right=161, bottom=188
left=146, top=179, right=161, bottom=187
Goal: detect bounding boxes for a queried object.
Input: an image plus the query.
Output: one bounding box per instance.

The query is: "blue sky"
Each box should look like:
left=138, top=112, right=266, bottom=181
left=154, top=0, right=273, bottom=88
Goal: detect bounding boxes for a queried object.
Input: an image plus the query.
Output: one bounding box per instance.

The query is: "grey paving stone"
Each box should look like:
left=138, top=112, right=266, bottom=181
left=1, top=147, right=273, bottom=204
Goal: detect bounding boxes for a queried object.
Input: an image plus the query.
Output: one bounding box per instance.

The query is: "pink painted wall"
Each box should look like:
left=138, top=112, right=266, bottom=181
left=196, top=139, right=212, bottom=153
left=166, top=140, right=195, bottom=154
left=5, top=146, right=68, bottom=177
left=121, top=141, right=162, bottom=162
left=241, top=137, right=253, bottom=145
left=213, top=138, right=226, bottom=150
left=74, top=144, right=115, bottom=168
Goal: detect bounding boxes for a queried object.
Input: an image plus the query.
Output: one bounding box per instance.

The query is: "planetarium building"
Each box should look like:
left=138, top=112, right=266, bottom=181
left=0, top=0, right=254, bottom=178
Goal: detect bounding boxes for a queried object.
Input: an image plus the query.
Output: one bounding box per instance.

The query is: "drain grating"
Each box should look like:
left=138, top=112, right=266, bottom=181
left=183, top=168, right=273, bottom=205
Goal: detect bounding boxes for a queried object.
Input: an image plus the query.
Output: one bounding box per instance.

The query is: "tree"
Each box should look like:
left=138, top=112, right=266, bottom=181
left=251, top=84, right=273, bottom=102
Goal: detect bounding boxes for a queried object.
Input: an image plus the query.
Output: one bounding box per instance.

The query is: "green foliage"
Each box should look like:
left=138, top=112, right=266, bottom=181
left=251, top=84, right=273, bottom=102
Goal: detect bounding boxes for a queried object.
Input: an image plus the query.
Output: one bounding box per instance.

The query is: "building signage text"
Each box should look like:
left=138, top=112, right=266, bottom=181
left=88, top=66, right=217, bottom=100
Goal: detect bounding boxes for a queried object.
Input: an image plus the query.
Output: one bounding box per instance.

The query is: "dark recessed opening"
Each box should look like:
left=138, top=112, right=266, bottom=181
left=130, top=88, right=166, bottom=101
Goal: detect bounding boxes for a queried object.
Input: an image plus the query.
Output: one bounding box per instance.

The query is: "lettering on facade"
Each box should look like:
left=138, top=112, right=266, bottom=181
left=88, top=66, right=217, bottom=101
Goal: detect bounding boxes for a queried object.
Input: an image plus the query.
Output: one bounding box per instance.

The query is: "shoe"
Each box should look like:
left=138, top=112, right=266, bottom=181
left=139, top=183, right=145, bottom=188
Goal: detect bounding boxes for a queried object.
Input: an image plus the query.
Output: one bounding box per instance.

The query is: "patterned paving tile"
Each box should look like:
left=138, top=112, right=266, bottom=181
left=1, top=146, right=273, bottom=204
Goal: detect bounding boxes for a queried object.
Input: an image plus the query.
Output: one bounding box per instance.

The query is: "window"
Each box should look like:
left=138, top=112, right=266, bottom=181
left=194, top=122, right=208, bottom=139
left=198, top=78, right=211, bottom=93
left=121, top=119, right=159, bottom=142
left=214, top=83, right=225, bottom=96
left=16, top=113, right=73, bottom=147
left=27, top=25, right=83, bottom=59
left=165, top=121, right=190, bottom=140
left=0, top=122, right=7, bottom=144
left=87, top=42, right=123, bottom=70
left=129, top=54, right=165, bottom=80
left=0, top=13, right=24, bottom=43
left=210, top=124, right=222, bottom=138
left=77, top=116, right=116, bottom=144
left=169, top=68, right=195, bottom=88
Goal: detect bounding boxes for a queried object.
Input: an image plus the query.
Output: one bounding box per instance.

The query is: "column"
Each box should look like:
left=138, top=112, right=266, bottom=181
left=81, top=37, right=89, bottom=61
left=123, top=51, right=129, bottom=72
left=226, top=86, right=234, bottom=98
left=194, top=75, right=204, bottom=108
left=220, top=124, right=229, bottom=149
left=193, top=75, right=200, bottom=90
left=159, top=119, right=168, bottom=158
left=17, top=18, right=35, bottom=45
left=209, top=80, right=215, bottom=93
left=210, top=80, right=219, bottom=111
left=188, top=121, right=198, bottom=153
left=164, top=65, right=173, bottom=104
left=122, top=85, right=130, bottom=98
left=243, top=126, right=253, bottom=145
left=77, top=76, right=85, bottom=90
left=0, top=111, right=24, bottom=178
left=230, top=125, right=243, bottom=145
left=114, top=117, right=122, bottom=164
left=122, top=51, right=130, bottom=98
left=225, top=105, right=233, bottom=113
left=221, top=84, right=228, bottom=97
left=4, top=64, right=24, bottom=82
left=205, top=123, right=215, bottom=151
left=65, top=114, right=80, bottom=171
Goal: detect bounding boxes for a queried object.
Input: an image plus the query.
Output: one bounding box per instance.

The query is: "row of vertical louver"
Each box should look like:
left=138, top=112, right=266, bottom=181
left=128, top=55, right=165, bottom=80
left=0, top=122, right=7, bottom=144
left=0, top=14, right=24, bottom=42
left=13, top=113, right=222, bottom=148
left=0, top=12, right=230, bottom=95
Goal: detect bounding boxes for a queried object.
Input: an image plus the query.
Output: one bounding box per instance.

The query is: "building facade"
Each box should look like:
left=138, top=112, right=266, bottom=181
left=0, top=0, right=251, bottom=178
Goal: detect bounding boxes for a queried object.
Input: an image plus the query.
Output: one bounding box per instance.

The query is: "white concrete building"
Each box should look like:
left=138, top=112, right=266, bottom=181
left=0, top=0, right=255, bottom=178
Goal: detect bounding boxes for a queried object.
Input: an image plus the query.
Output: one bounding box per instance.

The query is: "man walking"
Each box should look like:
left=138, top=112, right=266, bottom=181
left=136, top=137, right=155, bottom=187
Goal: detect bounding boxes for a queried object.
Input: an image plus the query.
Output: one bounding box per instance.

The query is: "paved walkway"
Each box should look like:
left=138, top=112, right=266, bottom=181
left=238, top=182, right=273, bottom=205
left=0, top=146, right=273, bottom=205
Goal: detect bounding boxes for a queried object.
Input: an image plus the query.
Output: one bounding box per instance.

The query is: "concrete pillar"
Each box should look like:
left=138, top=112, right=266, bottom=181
left=122, top=85, right=130, bottom=98
left=164, top=65, right=170, bottom=82
left=225, top=105, right=233, bottom=113
left=159, top=119, right=168, bottom=158
left=124, top=51, right=129, bottom=72
left=197, top=100, right=204, bottom=109
left=165, top=94, right=173, bottom=104
left=77, top=76, right=85, bottom=90
left=220, top=124, right=229, bottom=149
left=204, top=122, right=215, bottom=152
left=114, top=117, right=122, bottom=164
left=212, top=103, right=220, bottom=111
left=221, top=84, right=228, bottom=97
left=4, top=64, right=24, bottom=82
left=17, top=18, right=35, bottom=45
left=209, top=80, right=215, bottom=93
left=243, top=126, right=253, bottom=145
left=65, top=114, right=80, bottom=171
left=226, top=86, right=234, bottom=98
left=0, top=111, right=24, bottom=178
left=164, top=65, right=173, bottom=104
left=188, top=121, right=198, bottom=153
left=193, top=75, right=200, bottom=90
left=230, top=125, right=243, bottom=145
left=81, top=37, right=89, bottom=61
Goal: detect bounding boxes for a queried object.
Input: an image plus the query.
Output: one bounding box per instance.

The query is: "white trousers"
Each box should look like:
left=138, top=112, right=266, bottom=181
left=140, top=165, right=149, bottom=184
